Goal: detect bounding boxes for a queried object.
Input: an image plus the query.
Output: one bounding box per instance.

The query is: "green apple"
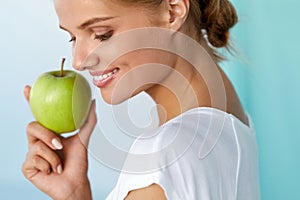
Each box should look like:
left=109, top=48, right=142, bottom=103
left=29, top=58, right=92, bottom=134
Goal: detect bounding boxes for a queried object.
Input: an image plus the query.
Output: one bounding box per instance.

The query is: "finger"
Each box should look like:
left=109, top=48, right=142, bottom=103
left=22, top=158, right=39, bottom=180
left=26, top=121, right=63, bottom=150
left=29, top=155, right=51, bottom=175
left=30, top=141, right=62, bottom=174
left=33, top=156, right=51, bottom=174
left=78, top=100, right=97, bottom=147
left=24, top=85, right=31, bottom=102
left=22, top=154, right=51, bottom=180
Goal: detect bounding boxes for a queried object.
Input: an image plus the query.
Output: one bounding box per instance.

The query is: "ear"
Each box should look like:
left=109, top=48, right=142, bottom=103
left=167, top=0, right=190, bottom=31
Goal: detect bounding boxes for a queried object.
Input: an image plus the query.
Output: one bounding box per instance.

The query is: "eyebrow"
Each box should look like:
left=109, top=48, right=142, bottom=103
left=79, top=17, right=116, bottom=29
left=59, top=16, right=116, bottom=32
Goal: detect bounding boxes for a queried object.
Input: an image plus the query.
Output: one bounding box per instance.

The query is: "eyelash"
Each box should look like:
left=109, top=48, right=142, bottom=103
left=94, top=30, right=113, bottom=41
left=69, top=37, right=75, bottom=43
left=68, top=30, right=113, bottom=43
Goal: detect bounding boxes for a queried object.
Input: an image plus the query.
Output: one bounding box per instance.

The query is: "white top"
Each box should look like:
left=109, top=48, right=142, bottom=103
left=106, top=107, right=260, bottom=200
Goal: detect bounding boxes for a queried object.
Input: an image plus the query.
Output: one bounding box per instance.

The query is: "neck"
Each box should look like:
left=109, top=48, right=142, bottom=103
left=146, top=58, right=211, bottom=125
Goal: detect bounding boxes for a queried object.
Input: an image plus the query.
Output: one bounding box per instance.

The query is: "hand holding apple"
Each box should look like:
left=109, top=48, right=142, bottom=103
left=23, top=84, right=95, bottom=200
left=29, top=58, right=92, bottom=134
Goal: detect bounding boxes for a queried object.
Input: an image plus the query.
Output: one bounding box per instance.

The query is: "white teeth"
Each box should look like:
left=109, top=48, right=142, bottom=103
left=94, top=68, right=119, bottom=82
left=102, top=74, right=108, bottom=79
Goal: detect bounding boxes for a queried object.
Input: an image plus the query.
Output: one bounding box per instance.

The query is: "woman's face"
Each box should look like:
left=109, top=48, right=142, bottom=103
left=55, top=0, right=177, bottom=104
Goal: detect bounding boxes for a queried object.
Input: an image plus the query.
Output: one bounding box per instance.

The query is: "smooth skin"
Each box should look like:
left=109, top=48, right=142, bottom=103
left=22, top=0, right=247, bottom=199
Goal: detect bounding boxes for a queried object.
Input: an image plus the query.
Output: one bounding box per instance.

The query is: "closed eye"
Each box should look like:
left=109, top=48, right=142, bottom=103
left=94, top=30, right=113, bottom=41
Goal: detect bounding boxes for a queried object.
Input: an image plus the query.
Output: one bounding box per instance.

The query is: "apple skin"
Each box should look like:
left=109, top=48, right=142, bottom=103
left=29, top=70, right=92, bottom=134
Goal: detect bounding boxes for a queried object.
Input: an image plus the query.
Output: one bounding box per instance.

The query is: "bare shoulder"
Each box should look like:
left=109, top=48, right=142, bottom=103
left=219, top=67, right=249, bottom=126
left=124, top=184, right=167, bottom=200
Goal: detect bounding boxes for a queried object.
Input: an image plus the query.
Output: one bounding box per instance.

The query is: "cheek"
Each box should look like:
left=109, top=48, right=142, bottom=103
left=119, top=49, right=176, bottom=70
left=117, top=49, right=176, bottom=88
left=100, top=65, right=173, bottom=105
left=101, top=50, right=175, bottom=105
left=115, top=64, right=172, bottom=99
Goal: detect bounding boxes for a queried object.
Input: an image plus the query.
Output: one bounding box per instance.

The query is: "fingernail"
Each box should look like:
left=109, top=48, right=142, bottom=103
left=52, top=138, right=63, bottom=150
left=57, top=164, right=63, bottom=174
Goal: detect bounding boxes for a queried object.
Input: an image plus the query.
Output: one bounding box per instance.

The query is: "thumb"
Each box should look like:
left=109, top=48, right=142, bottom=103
left=24, top=85, right=31, bottom=103
left=78, top=100, right=97, bottom=147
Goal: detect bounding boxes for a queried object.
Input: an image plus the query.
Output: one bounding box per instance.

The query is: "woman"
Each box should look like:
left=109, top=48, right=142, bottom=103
left=22, top=0, right=260, bottom=199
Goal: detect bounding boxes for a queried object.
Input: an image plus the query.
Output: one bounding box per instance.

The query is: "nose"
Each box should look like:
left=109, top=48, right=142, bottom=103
left=72, top=39, right=100, bottom=71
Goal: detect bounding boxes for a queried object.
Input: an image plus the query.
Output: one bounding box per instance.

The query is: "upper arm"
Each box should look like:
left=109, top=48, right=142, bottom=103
left=124, top=184, right=167, bottom=200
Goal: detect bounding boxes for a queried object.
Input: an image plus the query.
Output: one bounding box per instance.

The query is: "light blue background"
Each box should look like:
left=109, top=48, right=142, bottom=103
left=228, top=1, right=300, bottom=199
left=0, top=0, right=299, bottom=199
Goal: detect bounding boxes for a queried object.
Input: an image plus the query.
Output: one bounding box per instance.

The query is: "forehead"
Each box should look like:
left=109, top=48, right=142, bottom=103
left=54, top=0, right=129, bottom=25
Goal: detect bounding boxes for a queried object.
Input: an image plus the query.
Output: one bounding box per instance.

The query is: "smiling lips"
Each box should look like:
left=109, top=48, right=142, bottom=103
left=91, top=68, right=119, bottom=88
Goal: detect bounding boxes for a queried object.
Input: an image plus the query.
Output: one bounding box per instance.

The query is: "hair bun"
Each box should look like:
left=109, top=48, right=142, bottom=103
left=200, top=0, right=238, bottom=48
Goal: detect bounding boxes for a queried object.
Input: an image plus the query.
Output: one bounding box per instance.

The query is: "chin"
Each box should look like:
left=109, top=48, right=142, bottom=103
left=102, top=96, right=124, bottom=105
left=100, top=90, right=128, bottom=105
left=100, top=88, right=143, bottom=105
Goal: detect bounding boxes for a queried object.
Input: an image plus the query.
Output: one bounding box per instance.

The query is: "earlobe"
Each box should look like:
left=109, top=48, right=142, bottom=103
left=168, top=0, right=190, bottom=30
